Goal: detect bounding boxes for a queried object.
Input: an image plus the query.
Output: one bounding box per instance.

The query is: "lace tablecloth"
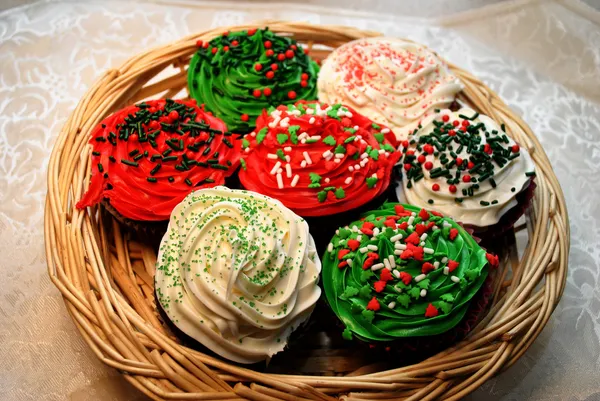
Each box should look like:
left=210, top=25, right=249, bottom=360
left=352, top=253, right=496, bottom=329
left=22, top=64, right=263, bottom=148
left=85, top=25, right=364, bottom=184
left=1, top=1, right=599, bottom=400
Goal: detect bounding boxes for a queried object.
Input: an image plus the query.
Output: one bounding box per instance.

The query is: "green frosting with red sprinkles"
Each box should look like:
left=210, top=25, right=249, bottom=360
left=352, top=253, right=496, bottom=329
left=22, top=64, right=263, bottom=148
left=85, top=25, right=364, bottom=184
left=188, top=28, right=319, bottom=133
left=322, top=203, right=496, bottom=341
left=76, top=99, right=242, bottom=221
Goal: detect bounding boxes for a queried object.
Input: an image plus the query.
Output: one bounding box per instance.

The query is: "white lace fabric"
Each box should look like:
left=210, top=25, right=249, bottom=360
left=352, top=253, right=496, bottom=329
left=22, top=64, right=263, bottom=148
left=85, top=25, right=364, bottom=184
left=1, top=1, right=599, bottom=400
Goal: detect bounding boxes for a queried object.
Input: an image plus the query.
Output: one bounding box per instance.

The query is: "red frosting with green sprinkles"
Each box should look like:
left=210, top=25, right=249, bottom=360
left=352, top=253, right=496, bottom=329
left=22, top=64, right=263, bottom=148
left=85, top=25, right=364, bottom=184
left=238, top=101, right=401, bottom=216
left=76, top=99, right=242, bottom=221
left=322, top=203, right=495, bottom=341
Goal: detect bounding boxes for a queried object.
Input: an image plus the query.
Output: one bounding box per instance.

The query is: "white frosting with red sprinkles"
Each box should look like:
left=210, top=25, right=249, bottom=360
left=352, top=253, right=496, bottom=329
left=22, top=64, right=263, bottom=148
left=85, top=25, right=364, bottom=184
left=317, top=37, right=462, bottom=141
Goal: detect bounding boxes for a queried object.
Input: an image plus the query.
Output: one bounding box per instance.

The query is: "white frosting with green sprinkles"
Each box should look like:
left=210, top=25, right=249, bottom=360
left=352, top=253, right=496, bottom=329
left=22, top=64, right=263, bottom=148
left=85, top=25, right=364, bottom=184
left=155, top=186, right=321, bottom=363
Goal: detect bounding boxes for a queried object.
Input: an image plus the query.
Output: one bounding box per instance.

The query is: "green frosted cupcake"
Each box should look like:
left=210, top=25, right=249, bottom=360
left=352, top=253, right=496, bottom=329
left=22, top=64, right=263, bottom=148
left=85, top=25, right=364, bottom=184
left=188, top=28, right=319, bottom=133
left=322, top=202, right=497, bottom=343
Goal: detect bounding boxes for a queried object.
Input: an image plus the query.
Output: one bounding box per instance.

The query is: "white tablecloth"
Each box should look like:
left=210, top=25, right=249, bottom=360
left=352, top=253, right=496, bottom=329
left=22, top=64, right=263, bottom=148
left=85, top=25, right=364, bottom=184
left=1, top=1, right=599, bottom=400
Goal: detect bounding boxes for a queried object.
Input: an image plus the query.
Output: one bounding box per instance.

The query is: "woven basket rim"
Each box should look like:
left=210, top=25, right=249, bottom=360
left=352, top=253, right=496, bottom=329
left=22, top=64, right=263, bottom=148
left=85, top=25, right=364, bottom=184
left=45, top=21, right=570, bottom=401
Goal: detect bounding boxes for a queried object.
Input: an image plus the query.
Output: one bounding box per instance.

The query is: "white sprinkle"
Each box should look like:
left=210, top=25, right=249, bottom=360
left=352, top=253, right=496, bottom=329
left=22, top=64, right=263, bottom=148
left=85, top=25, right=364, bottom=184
left=367, top=244, right=378, bottom=251
left=393, top=270, right=401, bottom=279
left=345, top=111, right=353, bottom=118
left=424, top=247, right=435, bottom=254
left=291, top=175, right=299, bottom=187
left=391, top=233, right=403, bottom=242
left=451, top=275, right=460, bottom=283
left=415, top=274, right=426, bottom=282
left=433, top=225, right=439, bottom=231
left=285, top=155, right=291, bottom=162
left=420, top=241, right=426, bottom=246
left=334, top=158, right=341, bottom=163
left=360, top=153, right=369, bottom=159
left=408, top=225, right=414, bottom=231
left=303, top=151, right=312, bottom=165
left=352, top=226, right=359, bottom=232
left=442, top=257, right=448, bottom=263
left=387, top=301, right=396, bottom=309
left=277, top=168, right=283, bottom=174
left=394, top=250, right=403, bottom=255
left=385, top=152, right=390, bottom=157
left=250, top=132, right=256, bottom=137
left=285, top=163, right=292, bottom=178
left=411, top=212, right=417, bottom=216
left=354, top=164, right=361, bottom=170
left=245, top=148, right=251, bottom=153
left=372, top=227, right=380, bottom=236
left=386, top=255, right=394, bottom=268
left=371, top=173, right=377, bottom=179
left=371, top=263, right=385, bottom=271
left=335, top=153, right=345, bottom=159
left=348, top=166, right=354, bottom=172
left=270, top=161, right=282, bottom=175
left=383, top=258, right=391, bottom=270
left=336, top=229, right=340, bottom=235
left=284, top=146, right=292, bottom=152
left=354, top=125, right=359, bottom=130
left=338, top=239, right=346, bottom=246
left=443, top=221, right=452, bottom=228
left=345, top=177, right=353, bottom=185
left=443, top=266, right=450, bottom=275
left=433, top=261, right=440, bottom=269
left=309, top=117, right=316, bottom=124
left=300, top=160, right=307, bottom=168
left=323, top=150, right=332, bottom=158
left=307, top=108, right=314, bottom=115
left=298, top=132, right=308, bottom=140
left=324, top=177, right=330, bottom=183
left=408, top=216, right=415, bottom=225
left=325, top=106, right=332, bottom=112
left=360, top=158, right=369, bottom=167
left=420, top=289, right=427, bottom=297
left=276, top=173, right=283, bottom=189
left=381, top=128, right=390, bottom=134
left=346, top=259, right=353, bottom=267
left=267, top=153, right=278, bottom=160
left=378, top=149, right=385, bottom=154
left=310, top=135, right=321, bottom=140
left=359, top=247, right=369, bottom=254
left=301, top=139, right=306, bottom=144
left=395, top=243, right=407, bottom=250
left=279, top=117, right=290, bottom=127
left=354, top=137, right=359, bottom=142
left=356, top=235, right=362, bottom=241
left=289, top=109, right=301, bottom=116
left=327, top=243, right=333, bottom=252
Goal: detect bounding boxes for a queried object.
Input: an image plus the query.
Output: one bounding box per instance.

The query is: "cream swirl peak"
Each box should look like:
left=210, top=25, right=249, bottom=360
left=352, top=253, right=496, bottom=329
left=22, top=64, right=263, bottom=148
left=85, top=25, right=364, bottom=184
left=396, top=108, right=535, bottom=227
left=155, top=187, right=321, bottom=363
left=318, top=37, right=462, bottom=141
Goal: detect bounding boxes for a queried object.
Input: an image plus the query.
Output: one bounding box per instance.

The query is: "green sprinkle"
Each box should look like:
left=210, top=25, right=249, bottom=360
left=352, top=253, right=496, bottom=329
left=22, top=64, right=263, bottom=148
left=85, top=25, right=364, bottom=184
left=369, top=149, right=379, bottom=160
left=525, top=171, right=536, bottom=177
left=511, top=187, right=516, bottom=192
left=92, top=151, right=101, bottom=156
left=428, top=199, right=434, bottom=204
left=150, top=164, right=161, bottom=175
left=335, top=187, right=345, bottom=199
left=371, top=123, right=381, bottom=130
left=317, top=191, right=327, bottom=202
left=366, top=176, right=378, bottom=189
left=121, top=159, right=138, bottom=167
left=129, top=149, right=139, bottom=157
left=277, top=134, right=288, bottom=144
left=344, top=136, right=356, bottom=143
left=276, top=149, right=286, bottom=161
left=97, top=163, right=103, bottom=173
left=309, top=173, right=321, bottom=184
left=242, top=139, right=250, bottom=148
left=374, top=133, right=385, bottom=143
left=455, top=198, right=463, bottom=203
left=480, top=200, right=490, bottom=206
left=146, top=177, right=157, bottom=183
left=334, top=144, right=346, bottom=154
left=256, top=127, right=268, bottom=144
left=168, top=176, right=174, bottom=182
left=323, top=135, right=336, bottom=146
left=324, top=186, right=335, bottom=191
left=240, top=158, right=247, bottom=170
left=185, top=178, right=193, bottom=186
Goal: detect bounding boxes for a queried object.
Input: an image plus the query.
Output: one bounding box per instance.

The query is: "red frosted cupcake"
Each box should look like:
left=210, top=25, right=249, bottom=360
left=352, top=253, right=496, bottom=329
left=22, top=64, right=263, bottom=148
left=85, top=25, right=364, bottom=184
left=238, top=101, right=401, bottom=251
left=77, top=99, right=242, bottom=229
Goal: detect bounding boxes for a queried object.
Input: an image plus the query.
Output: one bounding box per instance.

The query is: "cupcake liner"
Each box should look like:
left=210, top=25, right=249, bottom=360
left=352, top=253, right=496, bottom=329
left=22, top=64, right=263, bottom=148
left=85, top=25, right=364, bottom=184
left=102, top=200, right=167, bottom=246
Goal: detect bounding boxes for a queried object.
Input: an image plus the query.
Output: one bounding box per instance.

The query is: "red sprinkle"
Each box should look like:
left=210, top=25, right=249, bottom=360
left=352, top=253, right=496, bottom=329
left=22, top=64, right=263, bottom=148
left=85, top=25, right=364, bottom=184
left=399, top=271, right=412, bottom=285
left=363, top=257, right=375, bottom=270
left=462, top=120, right=470, bottom=127
left=422, top=262, right=435, bottom=274
left=449, top=228, right=458, bottom=240
left=452, top=120, right=459, bottom=127
left=415, top=224, right=427, bottom=236
left=240, top=114, right=249, bottom=122
left=384, top=219, right=396, bottom=228
left=248, top=28, right=257, bottom=36
left=223, top=46, right=229, bottom=52
left=288, top=91, right=297, bottom=99
left=196, top=40, right=203, bottom=47
left=405, top=232, right=420, bottom=245
left=425, top=303, right=439, bottom=318
left=462, top=175, right=472, bottom=183
left=266, top=71, right=275, bottom=79
left=198, top=132, right=209, bottom=141
left=512, top=144, right=520, bottom=153
left=222, top=31, right=229, bottom=36
left=285, top=49, right=294, bottom=58
left=338, top=249, right=350, bottom=260
left=486, top=252, right=499, bottom=268
left=449, top=185, right=457, bottom=193
left=411, top=245, right=424, bottom=261
left=253, top=89, right=262, bottom=98
left=366, top=297, right=381, bottom=311
left=432, top=183, right=440, bottom=191
left=423, top=144, right=434, bottom=154
left=300, top=80, right=308, bottom=87
left=447, top=260, right=459, bottom=272
left=467, top=161, right=475, bottom=169
left=419, top=208, right=430, bottom=220
left=271, top=63, right=278, bottom=71
left=402, top=140, right=409, bottom=148
left=347, top=239, right=360, bottom=251
left=442, top=115, right=450, bottom=122
left=373, top=280, right=386, bottom=293
left=264, top=40, right=272, bottom=48
left=265, top=49, right=274, bottom=57
left=231, top=40, right=238, bottom=47
left=367, top=252, right=379, bottom=260
left=211, top=47, right=217, bottom=54
left=361, top=227, right=373, bottom=235
left=254, top=63, right=263, bottom=71
left=448, top=129, right=456, bottom=136
left=301, top=73, right=309, bottom=80
left=263, top=87, right=272, bottom=96
left=398, top=221, right=408, bottom=230
left=484, top=143, right=492, bottom=154
left=424, top=161, right=434, bottom=170
left=338, top=260, right=348, bottom=269
left=277, top=53, right=286, bottom=61
left=168, top=110, right=179, bottom=120
left=400, top=249, right=414, bottom=260
left=417, top=154, right=426, bottom=164
left=404, top=163, right=412, bottom=171
left=456, top=157, right=463, bottom=166
left=291, top=44, right=297, bottom=50
left=203, top=42, right=209, bottom=49
left=394, top=205, right=405, bottom=215
left=380, top=268, right=393, bottom=282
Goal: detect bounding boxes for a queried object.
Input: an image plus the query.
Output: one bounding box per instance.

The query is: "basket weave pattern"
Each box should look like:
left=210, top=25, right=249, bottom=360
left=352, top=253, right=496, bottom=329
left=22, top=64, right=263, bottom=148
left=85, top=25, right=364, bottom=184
left=45, top=22, right=570, bottom=401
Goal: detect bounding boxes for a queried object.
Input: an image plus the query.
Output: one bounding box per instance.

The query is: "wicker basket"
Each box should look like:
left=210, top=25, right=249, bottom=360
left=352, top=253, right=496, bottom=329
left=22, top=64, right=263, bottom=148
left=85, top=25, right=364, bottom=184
left=45, top=22, right=570, bottom=401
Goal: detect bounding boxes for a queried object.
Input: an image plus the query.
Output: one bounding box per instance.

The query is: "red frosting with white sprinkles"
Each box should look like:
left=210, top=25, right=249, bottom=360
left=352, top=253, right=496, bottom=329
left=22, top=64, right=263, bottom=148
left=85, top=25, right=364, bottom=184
left=76, top=99, right=242, bottom=221
left=238, top=101, right=401, bottom=216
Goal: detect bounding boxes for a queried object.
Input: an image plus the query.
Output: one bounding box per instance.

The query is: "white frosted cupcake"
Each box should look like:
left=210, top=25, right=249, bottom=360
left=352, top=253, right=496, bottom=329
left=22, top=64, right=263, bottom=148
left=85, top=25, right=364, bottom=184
left=318, top=37, right=462, bottom=141
left=155, top=186, right=321, bottom=363
left=395, top=108, right=535, bottom=231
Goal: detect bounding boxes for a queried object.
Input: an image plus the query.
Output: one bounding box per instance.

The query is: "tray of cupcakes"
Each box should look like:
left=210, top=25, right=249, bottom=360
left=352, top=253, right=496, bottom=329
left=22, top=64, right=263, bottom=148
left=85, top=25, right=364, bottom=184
left=47, top=23, right=566, bottom=400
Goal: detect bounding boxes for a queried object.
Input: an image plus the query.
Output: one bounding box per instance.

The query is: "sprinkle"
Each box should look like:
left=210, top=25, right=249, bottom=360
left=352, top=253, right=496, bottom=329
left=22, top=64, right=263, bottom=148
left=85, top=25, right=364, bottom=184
left=451, top=276, right=460, bottom=283
left=327, top=243, right=333, bottom=252
left=388, top=255, right=396, bottom=268
left=323, top=150, right=332, bottom=158
left=423, top=247, right=435, bottom=254
left=415, top=274, right=427, bottom=282
left=442, top=257, right=448, bottom=263
left=324, top=177, right=330, bottom=183
left=284, top=146, right=292, bottom=152
left=309, top=117, right=316, bottom=124
left=371, top=263, right=385, bottom=271
left=344, top=177, right=353, bottom=184
left=285, top=155, right=291, bottom=162
left=303, top=151, right=313, bottom=165
left=346, top=259, right=353, bottom=267
left=395, top=243, right=407, bottom=250
left=372, top=227, right=380, bottom=236
left=391, top=234, right=403, bottom=242
left=360, top=153, right=369, bottom=159
left=420, top=289, right=427, bottom=297
left=433, top=261, right=440, bottom=269
left=267, top=153, right=278, bottom=160
left=387, top=302, right=396, bottom=309
left=300, top=160, right=307, bottom=168
left=367, top=245, right=378, bottom=251
left=383, top=258, right=391, bottom=270
left=359, top=247, right=369, bottom=254
left=284, top=163, right=292, bottom=178
left=276, top=173, right=283, bottom=188
left=270, top=161, right=282, bottom=175
left=381, top=128, right=390, bottom=134
left=335, top=153, right=345, bottom=159
left=408, top=216, right=415, bottom=225
left=443, top=266, right=450, bottom=275
left=393, top=270, right=401, bottom=279
left=420, top=233, right=428, bottom=241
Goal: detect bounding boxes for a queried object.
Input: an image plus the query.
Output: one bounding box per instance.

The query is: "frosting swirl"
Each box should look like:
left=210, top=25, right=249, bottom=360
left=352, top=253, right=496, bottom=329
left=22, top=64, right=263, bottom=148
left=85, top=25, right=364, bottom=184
left=155, top=187, right=322, bottom=363
left=318, top=37, right=462, bottom=140
left=76, top=99, right=242, bottom=221
left=238, top=101, right=401, bottom=216
left=188, top=28, right=319, bottom=133
left=396, top=108, right=535, bottom=227
left=322, top=203, right=494, bottom=341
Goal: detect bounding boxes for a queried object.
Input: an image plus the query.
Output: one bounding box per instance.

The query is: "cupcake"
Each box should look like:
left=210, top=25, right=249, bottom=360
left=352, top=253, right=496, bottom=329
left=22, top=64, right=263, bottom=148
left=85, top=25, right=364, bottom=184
left=318, top=37, right=461, bottom=141
left=154, top=187, right=322, bottom=364
left=188, top=28, right=319, bottom=133
left=76, top=99, right=242, bottom=227
left=321, top=202, right=497, bottom=346
left=395, top=108, right=535, bottom=233
left=237, top=101, right=401, bottom=249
